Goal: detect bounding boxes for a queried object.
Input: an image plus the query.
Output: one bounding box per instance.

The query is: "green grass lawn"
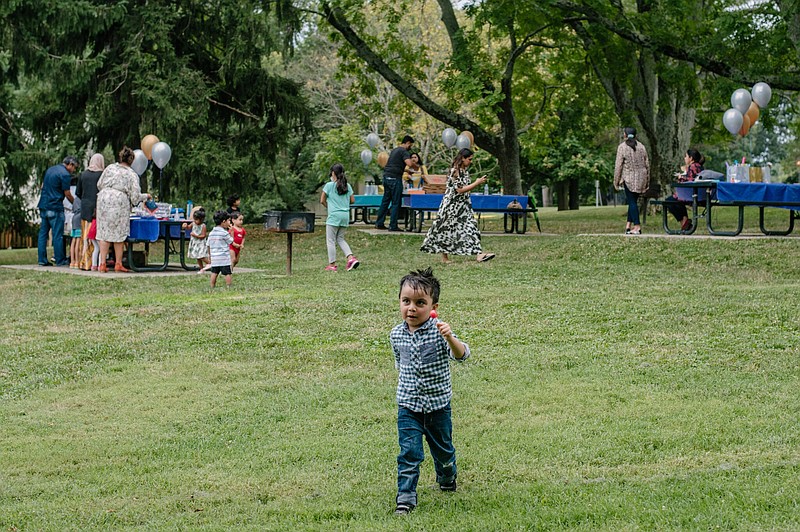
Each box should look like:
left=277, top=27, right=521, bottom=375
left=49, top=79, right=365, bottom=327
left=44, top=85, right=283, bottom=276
left=2, top=206, right=800, bottom=529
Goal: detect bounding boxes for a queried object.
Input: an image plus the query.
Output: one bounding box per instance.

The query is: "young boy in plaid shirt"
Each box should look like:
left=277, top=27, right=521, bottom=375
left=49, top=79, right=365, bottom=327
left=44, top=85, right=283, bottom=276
left=391, top=267, right=469, bottom=515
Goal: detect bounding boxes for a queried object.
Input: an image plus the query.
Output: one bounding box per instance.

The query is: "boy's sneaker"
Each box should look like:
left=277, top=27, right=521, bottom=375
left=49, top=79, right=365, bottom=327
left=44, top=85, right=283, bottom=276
left=394, top=503, right=415, bottom=515
left=325, top=264, right=337, bottom=271
left=440, top=480, right=457, bottom=492
left=346, top=256, right=360, bottom=271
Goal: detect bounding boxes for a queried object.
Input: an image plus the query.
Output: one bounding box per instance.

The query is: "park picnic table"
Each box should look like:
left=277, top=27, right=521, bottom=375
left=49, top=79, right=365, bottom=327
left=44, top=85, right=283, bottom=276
left=126, top=218, right=198, bottom=272
left=401, top=193, right=539, bottom=234
left=651, top=181, right=800, bottom=236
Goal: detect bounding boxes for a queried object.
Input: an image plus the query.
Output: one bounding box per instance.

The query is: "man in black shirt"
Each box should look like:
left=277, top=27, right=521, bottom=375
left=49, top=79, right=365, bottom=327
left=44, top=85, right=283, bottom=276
left=375, top=135, right=417, bottom=231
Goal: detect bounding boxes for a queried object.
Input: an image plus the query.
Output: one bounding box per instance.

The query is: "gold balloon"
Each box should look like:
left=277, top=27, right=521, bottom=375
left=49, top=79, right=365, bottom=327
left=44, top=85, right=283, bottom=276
left=141, top=135, right=160, bottom=160
left=745, top=101, right=760, bottom=125
left=377, top=151, right=389, bottom=168
left=739, top=114, right=751, bottom=136
left=462, top=130, right=474, bottom=147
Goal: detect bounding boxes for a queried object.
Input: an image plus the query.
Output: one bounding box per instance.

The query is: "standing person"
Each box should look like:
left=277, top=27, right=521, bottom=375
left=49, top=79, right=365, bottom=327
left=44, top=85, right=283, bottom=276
left=613, top=127, right=650, bottom=235
left=76, top=153, right=105, bottom=270
left=86, top=215, right=100, bottom=271
left=207, top=210, right=234, bottom=288
left=403, top=153, right=428, bottom=189
left=375, top=135, right=417, bottom=231
left=320, top=163, right=360, bottom=272
left=36, top=156, right=78, bottom=266
left=63, top=176, right=79, bottom=266
left=226, top=194, right=241, bottom=215
left=665, top=149, right=705, bottom=233
left=183, top=208, right=210, bottom=271
left=68, top=193, right=82, bottom=268
left=228, top=211, right=247, bottom=268
left=420, top=148, right=496, bottom=264
left=96, top=146, right=150, bottom=273
left=391, top=267, right=469, bottom=516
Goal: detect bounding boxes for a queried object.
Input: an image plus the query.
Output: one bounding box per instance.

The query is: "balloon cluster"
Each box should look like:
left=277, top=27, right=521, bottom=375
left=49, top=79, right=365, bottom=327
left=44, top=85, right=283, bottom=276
left=360, top=132, right=387, bottom=168
left=722, top=83, right=772, bottom=137
left=131, top=134, right=173, bottom=176
left=442, top=128, right=473, bottom=150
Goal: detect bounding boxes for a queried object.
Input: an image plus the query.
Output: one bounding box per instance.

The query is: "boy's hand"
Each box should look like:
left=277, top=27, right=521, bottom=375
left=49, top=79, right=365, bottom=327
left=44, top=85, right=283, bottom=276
left=435, top=321, right=453, bottom=339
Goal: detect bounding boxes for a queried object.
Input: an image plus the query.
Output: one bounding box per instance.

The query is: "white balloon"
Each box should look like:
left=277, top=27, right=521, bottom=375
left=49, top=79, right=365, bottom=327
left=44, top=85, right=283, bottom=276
left=722, top=108, right=744, bottom=135
left=442, top=128, right=457, bottom=148
left=132, top=149, right=148, bottom=176
left=455, top=134, right=471, bottom=150
left=751, top=82, right=772, bottom=108
left=360, top=149, right=373, bottom=166
left=730, top=89, right=752, bottom=115
left=151, top=142, right=172, bottom=169
left=366, top=133, right=380, bottom=149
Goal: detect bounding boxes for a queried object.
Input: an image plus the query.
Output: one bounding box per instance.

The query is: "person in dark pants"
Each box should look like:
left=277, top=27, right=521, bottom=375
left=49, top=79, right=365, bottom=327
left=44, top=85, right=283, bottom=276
left=391, top=268, right=469, bottom=515
left=613, top=127, right=650, bottom=235
left=37, top=156, right=78, bottom=266
left=375, top=135, right=418, bottom=231
left=665, top=149, right=705, bottom=233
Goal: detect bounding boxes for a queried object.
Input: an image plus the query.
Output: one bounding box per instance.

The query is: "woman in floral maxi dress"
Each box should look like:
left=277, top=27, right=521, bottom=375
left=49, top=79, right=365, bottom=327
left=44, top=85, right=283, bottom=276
left=96, top=146, right=150, bottom=272
left=420, top=148, right=496, bottom=264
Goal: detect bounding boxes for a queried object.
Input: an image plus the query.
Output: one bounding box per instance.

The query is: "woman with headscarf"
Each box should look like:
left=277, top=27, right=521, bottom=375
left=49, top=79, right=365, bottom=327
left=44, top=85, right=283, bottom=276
left=420, top=148, right=496, bottom=264
left=613, top=127, right=650, bottom=235
left=96, top=146, right=150, bottom=273
left=76, top=153, right=106, bottom=270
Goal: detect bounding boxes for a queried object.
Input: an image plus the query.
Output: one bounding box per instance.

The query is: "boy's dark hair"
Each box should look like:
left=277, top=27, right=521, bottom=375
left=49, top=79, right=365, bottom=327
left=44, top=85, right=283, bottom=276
left=193, top=207, right=206, bottom=222
left=399, top=267, right=440, bottom=304
left=226, top=194, right=240, bottom=208
left=402, top=135, right=415, bottom=145
left=213, top=210, right=230, bottom=225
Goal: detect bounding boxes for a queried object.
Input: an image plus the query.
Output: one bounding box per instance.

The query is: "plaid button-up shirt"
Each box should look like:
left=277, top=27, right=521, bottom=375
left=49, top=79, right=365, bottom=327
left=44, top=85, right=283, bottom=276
left=391, top=318, right=470, bottom=413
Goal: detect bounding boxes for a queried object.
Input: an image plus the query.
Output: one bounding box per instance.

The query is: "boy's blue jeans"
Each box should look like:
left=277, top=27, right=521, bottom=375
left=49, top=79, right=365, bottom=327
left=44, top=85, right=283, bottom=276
left=396, top=404, right=457, bottom=507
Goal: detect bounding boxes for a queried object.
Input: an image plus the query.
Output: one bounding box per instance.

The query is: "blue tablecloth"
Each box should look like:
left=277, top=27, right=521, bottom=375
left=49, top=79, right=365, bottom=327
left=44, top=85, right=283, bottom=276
left=716, top=182, right=800, bottom=208
left=401, top=194, right=528, bottom=210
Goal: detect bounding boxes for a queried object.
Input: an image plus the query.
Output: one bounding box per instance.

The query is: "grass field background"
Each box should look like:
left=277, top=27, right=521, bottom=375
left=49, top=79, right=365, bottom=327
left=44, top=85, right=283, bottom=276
left=1, top=205, right=799, bottom=529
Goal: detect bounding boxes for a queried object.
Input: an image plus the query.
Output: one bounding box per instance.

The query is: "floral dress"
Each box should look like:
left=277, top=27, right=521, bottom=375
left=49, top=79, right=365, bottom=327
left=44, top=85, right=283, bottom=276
left=187, top=222, right=209, bottom=259
left=96, top=163, right=148, bottom=242
left=420, top=166, right=483, bottom=256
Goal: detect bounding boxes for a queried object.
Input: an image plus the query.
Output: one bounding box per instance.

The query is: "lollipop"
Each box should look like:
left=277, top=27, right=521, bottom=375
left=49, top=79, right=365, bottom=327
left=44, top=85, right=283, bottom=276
left=430, top=310, right=437, bottom=319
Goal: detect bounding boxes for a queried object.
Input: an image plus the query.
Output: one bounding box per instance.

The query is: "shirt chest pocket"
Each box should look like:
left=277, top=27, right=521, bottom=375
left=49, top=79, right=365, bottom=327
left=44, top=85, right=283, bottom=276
left=420, top=343, right=440, bottom=365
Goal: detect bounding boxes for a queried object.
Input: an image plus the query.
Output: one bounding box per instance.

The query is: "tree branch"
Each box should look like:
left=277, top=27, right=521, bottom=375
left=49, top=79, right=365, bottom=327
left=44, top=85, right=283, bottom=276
left=321, top=2, right=500, bottom=153
left=552, top=0, right=800, bottom=90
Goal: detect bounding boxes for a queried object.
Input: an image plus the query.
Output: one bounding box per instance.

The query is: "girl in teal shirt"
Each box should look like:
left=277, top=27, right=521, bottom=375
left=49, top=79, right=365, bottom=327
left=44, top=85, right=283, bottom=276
left=321, top=163, right=360, bottom=272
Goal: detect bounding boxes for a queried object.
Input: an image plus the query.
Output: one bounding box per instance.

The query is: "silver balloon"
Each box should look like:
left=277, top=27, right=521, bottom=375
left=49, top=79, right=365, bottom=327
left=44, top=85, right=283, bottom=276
left=366, top=133, right=380, bottom=149
left=730, top=89, right=752, bottom=115
left=151, top=142, right=172, bottom=169
left=455, top=134, right=471, bottom=150
left=751, top=82, right=772, bottom=108
left=442, top=128, right=457, bottom=148
left=722, top=108, right=744, bottom=135
left=132, top=149, right=148, bottom=176
left=360, top=149, right=373, bottom=166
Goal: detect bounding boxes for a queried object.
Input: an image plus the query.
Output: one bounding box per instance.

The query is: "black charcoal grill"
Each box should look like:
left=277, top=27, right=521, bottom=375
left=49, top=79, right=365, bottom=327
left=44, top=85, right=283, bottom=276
left=263, top=211, right=316, bottom=274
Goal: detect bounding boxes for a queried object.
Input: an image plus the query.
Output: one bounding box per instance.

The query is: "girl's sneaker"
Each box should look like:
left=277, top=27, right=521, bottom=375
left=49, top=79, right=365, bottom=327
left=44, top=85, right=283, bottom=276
left=325, top=264, right=337, bottom=271
left=346, top=256, right=360, bottom=271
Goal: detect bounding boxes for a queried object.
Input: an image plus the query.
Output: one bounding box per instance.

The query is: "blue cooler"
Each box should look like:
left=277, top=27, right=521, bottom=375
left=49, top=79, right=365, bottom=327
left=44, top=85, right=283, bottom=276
left=129, top=217, right=160, bottom=241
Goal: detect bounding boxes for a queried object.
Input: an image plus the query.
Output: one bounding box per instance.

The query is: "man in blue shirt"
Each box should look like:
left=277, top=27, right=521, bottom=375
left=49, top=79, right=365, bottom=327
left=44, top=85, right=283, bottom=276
left=37, top=156, right=78, bottom=266
left=375, top=135, right=418, bottom=232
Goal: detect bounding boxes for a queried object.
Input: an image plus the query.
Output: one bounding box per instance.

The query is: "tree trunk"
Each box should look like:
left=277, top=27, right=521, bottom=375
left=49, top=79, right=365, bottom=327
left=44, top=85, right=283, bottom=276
left=569, top=178, right=580, bottom=210
left=556, top=181, right=569, bottom=211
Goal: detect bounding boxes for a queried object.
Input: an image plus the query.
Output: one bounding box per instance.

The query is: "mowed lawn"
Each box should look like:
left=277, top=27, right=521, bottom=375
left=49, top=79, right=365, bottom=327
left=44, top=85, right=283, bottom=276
left=1, top=205, right=799, bottom=529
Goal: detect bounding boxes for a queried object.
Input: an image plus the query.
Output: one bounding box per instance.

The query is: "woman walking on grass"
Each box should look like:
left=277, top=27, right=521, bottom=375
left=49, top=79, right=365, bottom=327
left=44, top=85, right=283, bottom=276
left=420, top=148, right=495, bottom=264
left=613, top=127, right=650, bottom=235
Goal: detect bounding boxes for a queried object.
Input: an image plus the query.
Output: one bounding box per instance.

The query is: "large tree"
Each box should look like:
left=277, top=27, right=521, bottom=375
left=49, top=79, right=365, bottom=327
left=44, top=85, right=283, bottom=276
left=1, top=0, right=315, bottom=222
left=319, top=0, right=565, bottom=195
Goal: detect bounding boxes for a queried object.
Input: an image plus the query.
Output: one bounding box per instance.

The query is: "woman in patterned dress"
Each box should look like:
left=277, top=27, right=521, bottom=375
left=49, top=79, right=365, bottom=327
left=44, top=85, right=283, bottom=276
left=420, top=148, right=496, bottom=264
left=96, top=146, right=150, bottom=272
